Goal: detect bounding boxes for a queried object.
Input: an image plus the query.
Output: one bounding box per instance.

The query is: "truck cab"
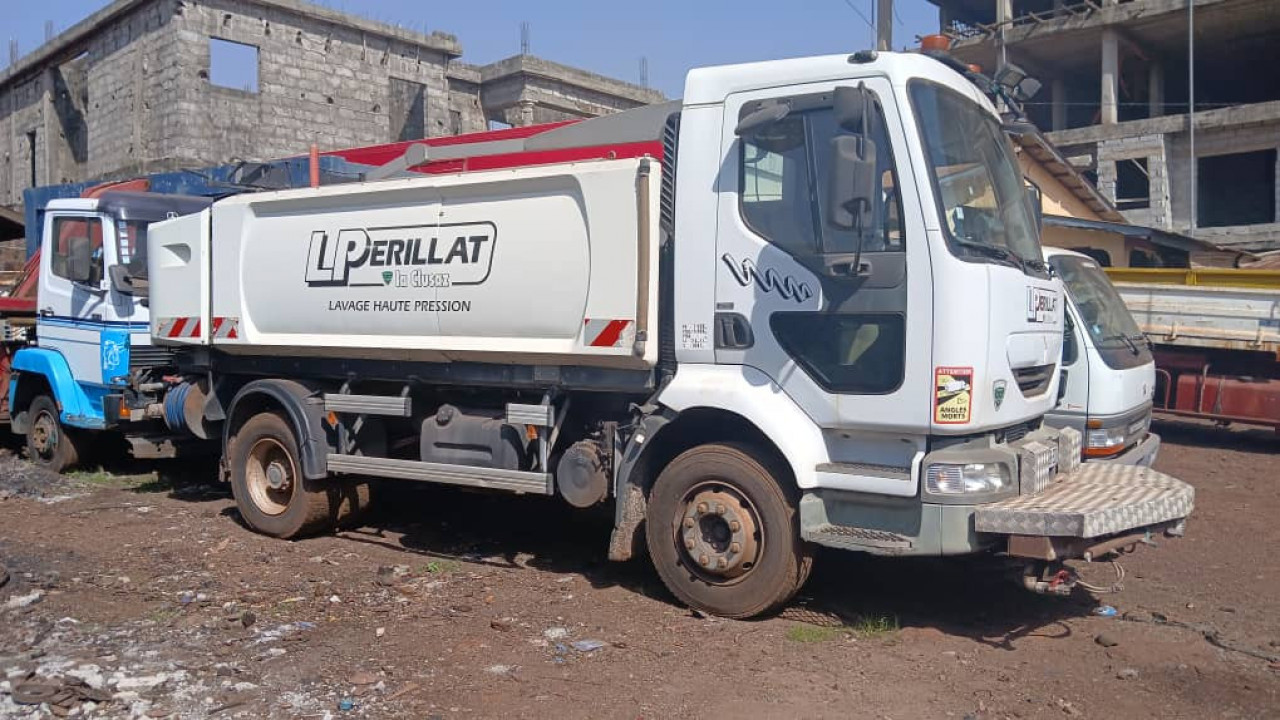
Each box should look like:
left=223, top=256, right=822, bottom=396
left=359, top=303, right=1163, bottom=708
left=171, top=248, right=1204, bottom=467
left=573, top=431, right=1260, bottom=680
left=1044, top=247, right=1159, bottom=465
left=10, top=192, right=213, bottom=470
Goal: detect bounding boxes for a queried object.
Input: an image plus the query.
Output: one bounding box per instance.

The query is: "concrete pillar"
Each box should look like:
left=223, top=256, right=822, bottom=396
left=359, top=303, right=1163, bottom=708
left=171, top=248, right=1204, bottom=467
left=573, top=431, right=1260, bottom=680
left=1051, top=79, right=1067, bottom=131
left=877, top=0, right=893, bottom=51
left=517, top=99, right=535, bottom=127
left=996, top=0, right=1013, bottom=70
left=1101, top=28, right=1119, bottom=125
left=1148, top=61, right=1164, bottom=118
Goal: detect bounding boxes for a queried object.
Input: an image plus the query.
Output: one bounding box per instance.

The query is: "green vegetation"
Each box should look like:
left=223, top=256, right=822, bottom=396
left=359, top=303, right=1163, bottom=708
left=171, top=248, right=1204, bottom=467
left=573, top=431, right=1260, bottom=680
left=785, top=613, right=899, bottom=643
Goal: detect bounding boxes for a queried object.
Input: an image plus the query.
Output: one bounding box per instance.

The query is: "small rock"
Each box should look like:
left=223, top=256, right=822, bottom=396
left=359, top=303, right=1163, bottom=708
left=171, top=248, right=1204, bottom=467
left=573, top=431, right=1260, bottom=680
left=450, top=604, right=473, bottom=614
left=490, top=619, right=513, bottom=632
left=375, top=627, right=386, bottom=638
left=329, top=595, right=342, bottom=604
left=4, top=590, right=44, bottom=609
left=486, top=664, right=515, bottom=675
left=1218, top=606, right=1237, bottom=614
left=350, top=671, right=379, bottom=686
left=543, top=627, right=569, bottom=641
left=240, top=611, right=256, bottom=629
left=1095, top=633, right=1119, bottom=648
left=1116, top=667, right=1139, bottom=680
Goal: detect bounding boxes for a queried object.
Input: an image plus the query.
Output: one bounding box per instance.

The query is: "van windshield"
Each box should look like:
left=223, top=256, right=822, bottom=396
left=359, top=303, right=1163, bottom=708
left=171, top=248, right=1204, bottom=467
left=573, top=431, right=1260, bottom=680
left=909, top=81, right=1043, bottom=274
left=1050, top=254, right=1152, bottom=369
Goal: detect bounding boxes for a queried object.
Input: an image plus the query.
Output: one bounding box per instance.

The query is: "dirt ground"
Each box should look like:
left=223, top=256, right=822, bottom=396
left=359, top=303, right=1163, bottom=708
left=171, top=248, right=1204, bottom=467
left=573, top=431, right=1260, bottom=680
left=1, top=420, right=1277, bottom=720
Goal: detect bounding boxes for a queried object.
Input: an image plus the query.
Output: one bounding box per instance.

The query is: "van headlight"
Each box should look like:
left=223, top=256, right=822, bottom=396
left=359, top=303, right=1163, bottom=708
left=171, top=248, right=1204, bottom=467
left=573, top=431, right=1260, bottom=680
left=925, top=462, right=1012, bottom=495
left=1085, top=425, right=1126, bottom=448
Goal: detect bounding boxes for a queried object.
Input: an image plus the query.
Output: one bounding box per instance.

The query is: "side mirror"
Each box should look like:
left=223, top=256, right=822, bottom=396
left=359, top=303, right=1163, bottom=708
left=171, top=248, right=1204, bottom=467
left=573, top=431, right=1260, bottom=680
left=67, top=236, right=97, bottom=285
left=834, top=84, right=874, bottom=133
left=735, top=102, right=789, bottom=137
left=827, top=134, right=878, bottom=230
left=109, top=264, right=148, bottom=297
left=1026, top=185, right=1043, bottom=234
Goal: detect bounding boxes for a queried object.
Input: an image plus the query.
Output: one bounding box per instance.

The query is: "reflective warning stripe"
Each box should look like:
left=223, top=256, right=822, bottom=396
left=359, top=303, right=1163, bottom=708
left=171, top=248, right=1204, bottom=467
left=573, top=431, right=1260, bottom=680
left=157, top=317, right=201, bottom=338
left=212, top=316, right=240, bottom=340
left=583, top=318, right=632, bottom=348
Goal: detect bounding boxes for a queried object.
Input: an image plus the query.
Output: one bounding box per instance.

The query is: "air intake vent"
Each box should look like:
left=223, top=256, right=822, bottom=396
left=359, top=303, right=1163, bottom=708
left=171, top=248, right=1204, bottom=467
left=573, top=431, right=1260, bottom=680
left=1012, top=364, right=1056, bottom=397
left=659, top=112, right=680, bottom=235
left=129, top=345, right=178, bottom=370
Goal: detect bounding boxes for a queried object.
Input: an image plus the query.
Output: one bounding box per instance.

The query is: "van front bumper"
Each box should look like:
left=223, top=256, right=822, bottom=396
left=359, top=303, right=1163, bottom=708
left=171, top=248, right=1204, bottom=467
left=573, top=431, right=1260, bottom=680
left=1091, top=432, right=1160, bottom=467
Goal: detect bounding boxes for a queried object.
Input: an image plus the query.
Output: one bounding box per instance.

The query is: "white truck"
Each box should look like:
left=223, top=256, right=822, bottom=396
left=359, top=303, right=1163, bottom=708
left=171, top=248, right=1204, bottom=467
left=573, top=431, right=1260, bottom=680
left=1044, top=248, right=1160, bottom=465
left=18, top=51, right=1194, bottom=617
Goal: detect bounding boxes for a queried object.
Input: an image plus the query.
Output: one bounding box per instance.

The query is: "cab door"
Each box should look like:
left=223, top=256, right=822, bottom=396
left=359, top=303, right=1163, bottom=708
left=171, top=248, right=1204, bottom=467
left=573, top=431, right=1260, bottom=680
left=714, top=79, right=932, bottom=426
left=712, top=78, right=934, bottom=494
left=38, top=212, right=115, bottom=386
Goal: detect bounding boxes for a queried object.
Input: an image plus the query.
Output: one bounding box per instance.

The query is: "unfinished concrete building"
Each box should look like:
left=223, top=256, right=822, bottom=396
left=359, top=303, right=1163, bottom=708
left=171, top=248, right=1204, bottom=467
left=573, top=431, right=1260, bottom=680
left=931, top=0, right=1280, bottom=255
left=0, top=0, right=664, bottom=210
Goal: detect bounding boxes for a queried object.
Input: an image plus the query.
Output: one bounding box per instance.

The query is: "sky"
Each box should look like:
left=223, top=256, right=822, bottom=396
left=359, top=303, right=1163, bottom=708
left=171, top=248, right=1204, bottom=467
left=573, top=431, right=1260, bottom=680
left=3, top=0, right=942, bottom=97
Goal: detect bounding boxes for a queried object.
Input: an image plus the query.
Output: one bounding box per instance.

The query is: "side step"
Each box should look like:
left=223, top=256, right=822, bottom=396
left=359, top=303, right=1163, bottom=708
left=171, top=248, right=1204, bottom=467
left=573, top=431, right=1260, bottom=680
left=323, top=394, right=411, bottom=417
left=804, top=524, right=914, bottom=552
left=326, top=455, right=553, bottom=495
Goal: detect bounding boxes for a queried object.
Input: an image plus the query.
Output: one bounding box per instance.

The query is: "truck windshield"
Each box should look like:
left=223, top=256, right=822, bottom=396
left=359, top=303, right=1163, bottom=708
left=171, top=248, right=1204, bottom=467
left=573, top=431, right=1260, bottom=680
left=909, top=81, right=1043, bottom=274
left=1050, top=254, right=1152, bottom=369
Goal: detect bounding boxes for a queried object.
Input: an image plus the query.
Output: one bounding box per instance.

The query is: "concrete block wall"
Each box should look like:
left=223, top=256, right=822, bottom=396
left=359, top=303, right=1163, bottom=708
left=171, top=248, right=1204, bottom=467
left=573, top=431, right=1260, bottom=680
left=1097, top=133, right=1169, bottom=230
left=1165, top=119, right=1280, bottom=247
left=171, top=0, right=458, bottom=166
left=0, top=76, right=48, bottom=206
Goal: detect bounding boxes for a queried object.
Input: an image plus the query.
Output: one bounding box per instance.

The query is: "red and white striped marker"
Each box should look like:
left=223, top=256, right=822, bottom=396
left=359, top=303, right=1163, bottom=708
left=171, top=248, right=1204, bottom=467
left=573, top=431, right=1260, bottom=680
left=582, top=318, right=632, bottom=348
left=156, top=316, right=201, bottom=339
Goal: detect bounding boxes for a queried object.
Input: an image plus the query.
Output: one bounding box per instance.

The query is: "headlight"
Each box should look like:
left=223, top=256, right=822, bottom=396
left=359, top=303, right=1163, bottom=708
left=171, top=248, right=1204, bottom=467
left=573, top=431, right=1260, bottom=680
left=1085, top=426, right=1127, bottom=450
left=925, top=462, right=1011, bottom=495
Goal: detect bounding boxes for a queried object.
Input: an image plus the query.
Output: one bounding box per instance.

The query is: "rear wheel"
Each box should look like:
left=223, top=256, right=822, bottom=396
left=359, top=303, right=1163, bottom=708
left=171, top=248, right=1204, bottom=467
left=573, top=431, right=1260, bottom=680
left=26, top=395, right=81, bottom=473
left=645, top=443, right=813, bottom=619
left=229, top=412, right=334, bottom=539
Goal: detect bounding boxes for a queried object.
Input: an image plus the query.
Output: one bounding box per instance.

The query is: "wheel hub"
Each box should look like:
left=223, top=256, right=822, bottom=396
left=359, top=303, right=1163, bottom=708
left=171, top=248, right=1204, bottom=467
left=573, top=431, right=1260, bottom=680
left=245, top=438, right=296, bottom=517
left=30, top=413, right=57, bottom=457
left=265, top=461, right=291, bottom=491
left=679, top=488, right=760, bottom=580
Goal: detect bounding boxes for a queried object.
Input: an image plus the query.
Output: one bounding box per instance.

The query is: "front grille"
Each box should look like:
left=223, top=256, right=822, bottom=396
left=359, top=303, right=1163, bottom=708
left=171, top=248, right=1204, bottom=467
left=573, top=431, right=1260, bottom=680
left=129, top=345, right=178, bottom=370
left=1001, top=417, right=1041, bottom=444
left=1012, top=363, right=1056, bottom=396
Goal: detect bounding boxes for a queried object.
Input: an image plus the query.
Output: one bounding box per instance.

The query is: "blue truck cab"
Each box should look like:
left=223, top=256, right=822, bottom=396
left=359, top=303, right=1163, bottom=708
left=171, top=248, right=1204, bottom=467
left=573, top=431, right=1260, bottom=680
left=10, top=192, right=213, bottom=470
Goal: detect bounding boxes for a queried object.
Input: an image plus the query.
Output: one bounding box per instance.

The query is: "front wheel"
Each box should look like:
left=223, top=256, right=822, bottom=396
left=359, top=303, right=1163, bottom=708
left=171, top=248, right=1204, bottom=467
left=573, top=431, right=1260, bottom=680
left=645, top=443, right=813, bottom=619
left=26, top=395, right=81, bottom=473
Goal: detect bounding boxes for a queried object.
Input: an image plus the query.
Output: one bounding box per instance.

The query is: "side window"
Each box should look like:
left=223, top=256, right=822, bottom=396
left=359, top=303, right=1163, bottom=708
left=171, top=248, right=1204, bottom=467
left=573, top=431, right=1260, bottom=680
left=741, top=116, right=816, bottom=257
left=771, top=313, right=906, bottom=393
left=739, top=100, right=904, bottom=257
left=50, top=216, right=104, bottom=285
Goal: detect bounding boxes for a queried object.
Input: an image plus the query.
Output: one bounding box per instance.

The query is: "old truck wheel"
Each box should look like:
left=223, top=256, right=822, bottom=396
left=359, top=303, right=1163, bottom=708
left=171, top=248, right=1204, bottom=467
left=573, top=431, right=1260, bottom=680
left=230, top=412, right=333, bottom=539
left=26, top=395, right=80, bottom=473
left=646, top=444, right=813, bottom=619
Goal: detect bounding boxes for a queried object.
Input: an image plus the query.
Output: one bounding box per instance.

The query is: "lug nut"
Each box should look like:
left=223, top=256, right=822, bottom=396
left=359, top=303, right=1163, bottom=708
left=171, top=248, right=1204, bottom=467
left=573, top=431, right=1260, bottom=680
left=684, top=538, right=695, bottom=550
left=729, top=520, right=741, bottom=532
left=683, top=518, right=695, bottom=529
left=717, top=558, right=727, bottom=569
left=715, top=503, right=726, bottom=515
left=729, top=542, right=741, bottom=554
left=699, top=555, right=709, bottom=566
left=696, top=502, right=708, bottom=515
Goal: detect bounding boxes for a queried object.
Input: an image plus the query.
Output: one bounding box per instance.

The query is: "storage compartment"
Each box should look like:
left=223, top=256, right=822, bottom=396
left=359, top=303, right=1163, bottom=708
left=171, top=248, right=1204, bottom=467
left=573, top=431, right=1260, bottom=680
left=419, top=404, right=527, bottom=470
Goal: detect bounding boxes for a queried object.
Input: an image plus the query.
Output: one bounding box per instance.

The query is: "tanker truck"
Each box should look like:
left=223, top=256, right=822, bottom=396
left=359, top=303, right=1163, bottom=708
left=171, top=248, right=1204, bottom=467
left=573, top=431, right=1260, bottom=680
left=24, top=51, right=1195, bottom=617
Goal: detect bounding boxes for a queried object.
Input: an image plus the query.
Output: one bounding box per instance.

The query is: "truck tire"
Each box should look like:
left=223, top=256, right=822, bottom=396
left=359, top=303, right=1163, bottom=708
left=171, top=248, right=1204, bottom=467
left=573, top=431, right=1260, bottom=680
left=229, top=412, right=334, bottom=539
left=25, top=395, right=81, bottom=473
left=645, top=443, right=813, bottom=619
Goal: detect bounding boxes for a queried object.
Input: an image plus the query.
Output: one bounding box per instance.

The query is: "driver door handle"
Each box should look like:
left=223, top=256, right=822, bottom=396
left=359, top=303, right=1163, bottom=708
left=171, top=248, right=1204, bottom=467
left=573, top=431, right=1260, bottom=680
left=39, top=307, right=54, bottom=317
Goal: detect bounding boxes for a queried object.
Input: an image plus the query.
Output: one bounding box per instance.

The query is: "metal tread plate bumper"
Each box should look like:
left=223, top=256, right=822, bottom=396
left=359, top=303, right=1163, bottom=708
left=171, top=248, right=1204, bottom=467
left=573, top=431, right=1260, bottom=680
left=974, top=464, right=1194, bottom=538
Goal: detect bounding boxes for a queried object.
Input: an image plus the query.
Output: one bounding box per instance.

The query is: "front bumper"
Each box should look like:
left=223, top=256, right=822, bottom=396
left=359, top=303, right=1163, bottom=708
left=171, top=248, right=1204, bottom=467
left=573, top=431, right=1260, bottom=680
left=975, top=462, right=1193, bottom=540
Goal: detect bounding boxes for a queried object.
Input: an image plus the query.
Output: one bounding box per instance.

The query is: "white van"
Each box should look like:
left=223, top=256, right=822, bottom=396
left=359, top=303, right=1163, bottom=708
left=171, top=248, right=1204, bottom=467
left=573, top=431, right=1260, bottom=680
left=1044, top=247, right=1160, bottom=465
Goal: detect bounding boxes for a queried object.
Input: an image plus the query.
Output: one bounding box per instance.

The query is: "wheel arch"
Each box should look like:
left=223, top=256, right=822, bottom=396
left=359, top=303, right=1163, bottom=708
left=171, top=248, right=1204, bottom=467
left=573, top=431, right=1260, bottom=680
left=224, top=379, right=330, bottom=480
left=10, top=348, right=81, bottom=433
left=608, top=405, right=796, bottom=562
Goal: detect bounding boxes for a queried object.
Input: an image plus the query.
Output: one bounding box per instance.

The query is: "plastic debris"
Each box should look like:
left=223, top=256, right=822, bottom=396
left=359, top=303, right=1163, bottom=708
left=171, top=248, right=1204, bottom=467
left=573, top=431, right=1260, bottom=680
left=543, top=627, right=569, bottom=641
left=4, top=589, right=44, bottom=609
left=339, top=697, right=356, bottom=712
left=1092, top=605, right=1118, bottom=617
left=570, top=640, right=606, bottom=653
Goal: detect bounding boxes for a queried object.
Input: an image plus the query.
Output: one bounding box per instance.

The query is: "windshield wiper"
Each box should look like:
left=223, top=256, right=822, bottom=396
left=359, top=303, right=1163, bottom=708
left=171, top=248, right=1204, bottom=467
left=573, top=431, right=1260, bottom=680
left=1102, top=332, right=1141, bottom=354
left=952, top=238, right=1026, bottom=270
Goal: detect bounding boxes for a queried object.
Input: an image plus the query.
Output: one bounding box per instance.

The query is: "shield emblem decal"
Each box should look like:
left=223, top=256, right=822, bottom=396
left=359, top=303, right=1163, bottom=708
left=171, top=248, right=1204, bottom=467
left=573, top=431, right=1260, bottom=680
left=382, top=271, right=393, bottom=285
left=993, top=379, right=1008, bottom=410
